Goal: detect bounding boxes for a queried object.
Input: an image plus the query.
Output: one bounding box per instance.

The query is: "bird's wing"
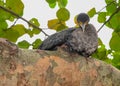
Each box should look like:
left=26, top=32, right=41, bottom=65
left=39, top=28, right=76, bottom=50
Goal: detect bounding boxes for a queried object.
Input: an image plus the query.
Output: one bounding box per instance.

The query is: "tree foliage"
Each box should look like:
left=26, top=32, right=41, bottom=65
left=0, top=0, right=120, bottom=69
left=88, top=0, right=120, bottom=69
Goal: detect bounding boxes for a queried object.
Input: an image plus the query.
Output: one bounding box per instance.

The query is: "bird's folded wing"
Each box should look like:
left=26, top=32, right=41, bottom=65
left=39, top=28, right=76, bottom=50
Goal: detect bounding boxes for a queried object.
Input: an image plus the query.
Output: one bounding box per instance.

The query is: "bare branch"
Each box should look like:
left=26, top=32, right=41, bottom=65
left=97, top=7, right=120, bottom=33
left=0, top=5, right=49, bottom=36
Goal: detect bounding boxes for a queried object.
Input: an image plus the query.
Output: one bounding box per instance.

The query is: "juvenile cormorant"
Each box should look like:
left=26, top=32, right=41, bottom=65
left=39, top=13, right=98, bottom=57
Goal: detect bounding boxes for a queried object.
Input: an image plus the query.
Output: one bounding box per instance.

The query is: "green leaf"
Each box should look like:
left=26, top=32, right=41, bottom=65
left=0, top=1, right=4, bottom=6
left=98, top=45, right=106, bottom=52
left=0, top=29, right=4, bottom=36
left=114, top=28, right=120, bottom=32
left=6, top=0, right=24, bottom=19
left=48, top=19, right=60, bottom=29
left=92, top=44, right=107, bottom=60
left=105, top=0, right=115, bottom=4
left=2, top=29, right=20, bottom=42
left=0, top=20, right=8, bottom=30
left=11, top=24, right=26, bottom=36
left=107, top=13, right=120, bottom=29
left=0, top=2, right=11, bottom=20
left=104, top=58, right=112, bottom=64
left=98, top=12, right=106, bottom=23
left=109, top=32, right=120, bottom=51
left=94, top=38, right=109, bottom=60
left=46, top=0, right=56, bottom=8
left=56, top=8, right=70, bottom=21
left=18, top=40, right=30, bottom=49
left=105, top=1, right=117, bottom=15
left=1, top=24, right=26, bottom=42
left=0, top=9, right=11, bottom=20
left=46, top=0, right=56, bottom=4
left=58, top=0, right=68, bottom=8
left=87, top=8, right=96, bottom=17
left=32, top=28, right=40, bottom=35
left=29, top=18, right=40, bottom=35
left=112, top=51, right=120, bottom=69
left=98, top=38, right=103, bottom=46
left=26, top=29, right=34, bottom=38
left=29, top=18, right=40, bottom=27
left=32, top=39, right=42, bottom=49
left=56, top=23, right=68, bottom=31
left=118, top=0, right=120, bottom=6
left=48, top=19, right=67, bottom=31
left=74, top=14, right=78, bottom=25
left=49, top=2, right=56, bottom=8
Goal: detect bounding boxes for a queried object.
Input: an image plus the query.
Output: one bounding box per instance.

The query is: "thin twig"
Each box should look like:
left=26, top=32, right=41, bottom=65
left=97, top=6, right=120, bottom=33
left=9, top=18, right=19, bottom=28
left=96, top=1, right=116, bottom=14
left=0, top=5, right=49, bottom=36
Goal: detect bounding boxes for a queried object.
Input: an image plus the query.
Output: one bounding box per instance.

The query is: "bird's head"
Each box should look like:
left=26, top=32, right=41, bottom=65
left=77, top=13, right=90, bottom=32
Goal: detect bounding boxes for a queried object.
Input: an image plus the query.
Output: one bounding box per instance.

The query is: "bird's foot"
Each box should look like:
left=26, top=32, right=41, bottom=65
left=36, top=49, right=45, bottom=54
left=57, top=44, right=70, bottom=53
left=60, top=44, right=69, bottom=51
left=85, top=56, right=92, bottom=64
left=69, top=53, right=79, bottom=58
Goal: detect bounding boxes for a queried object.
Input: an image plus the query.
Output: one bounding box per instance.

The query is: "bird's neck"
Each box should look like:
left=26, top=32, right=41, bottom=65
left=79, top=26, right=86, bottom=32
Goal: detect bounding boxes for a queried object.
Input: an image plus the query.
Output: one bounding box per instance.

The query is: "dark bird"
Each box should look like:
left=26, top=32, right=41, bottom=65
left=39, top=13, right=98, bottom=57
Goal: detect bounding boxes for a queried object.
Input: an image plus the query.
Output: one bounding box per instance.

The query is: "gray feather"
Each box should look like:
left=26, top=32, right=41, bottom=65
left=39, top=28, right=75, bottom=50
left=66, top=24, right=98, bottom=56
left=39, top=24, right=98, bottom=57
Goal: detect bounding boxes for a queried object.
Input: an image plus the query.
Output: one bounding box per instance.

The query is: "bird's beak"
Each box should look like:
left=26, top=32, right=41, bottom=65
left=81, top=24, right=85, bottom=32
left=78, top=22, right=85, bottom=32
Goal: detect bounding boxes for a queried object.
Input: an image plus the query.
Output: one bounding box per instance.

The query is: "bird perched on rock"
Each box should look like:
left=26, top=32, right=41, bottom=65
left=39, top=13, right=98, bottom=57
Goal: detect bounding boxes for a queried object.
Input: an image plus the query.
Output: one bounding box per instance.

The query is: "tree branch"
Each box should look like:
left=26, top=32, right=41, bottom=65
left=9, top=18, right=19, bottom=28
left=0, top=38, right=120, bottom=86
left=97, top=6, right=120, bottom=33
left=96, top=1, right=116, bottom=14
left=0, top=5, right=49, bottom=36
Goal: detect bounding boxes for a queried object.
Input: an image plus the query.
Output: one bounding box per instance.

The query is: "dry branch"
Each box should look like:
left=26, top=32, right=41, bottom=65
left=0, top=38, right=120, bottom=86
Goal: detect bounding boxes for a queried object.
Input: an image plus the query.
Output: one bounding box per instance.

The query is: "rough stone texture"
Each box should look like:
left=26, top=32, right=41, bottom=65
left=0, top=38, right=120, bottom=86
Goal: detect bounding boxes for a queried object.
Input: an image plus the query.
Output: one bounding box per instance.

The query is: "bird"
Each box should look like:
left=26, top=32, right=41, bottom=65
left=38, top=13, right=98, bottom=57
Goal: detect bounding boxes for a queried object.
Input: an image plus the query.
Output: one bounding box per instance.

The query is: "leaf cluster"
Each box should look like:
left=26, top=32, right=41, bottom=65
left=46, top=0, right=70, bottom=31
left=0, top=0, right=42, bottom=49
left=88, top=0, right=120, bottom=69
